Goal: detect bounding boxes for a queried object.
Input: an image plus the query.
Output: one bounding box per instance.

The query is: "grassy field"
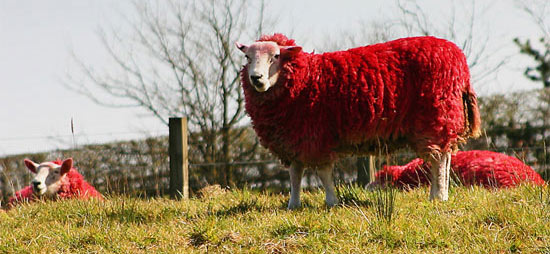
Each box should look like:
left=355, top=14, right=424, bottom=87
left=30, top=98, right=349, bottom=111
left=1, top=184, right=549, bottom=253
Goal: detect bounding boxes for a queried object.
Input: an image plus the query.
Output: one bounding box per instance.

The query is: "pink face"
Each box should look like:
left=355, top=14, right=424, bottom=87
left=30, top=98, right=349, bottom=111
left=236, top=41, right=302, bottom=92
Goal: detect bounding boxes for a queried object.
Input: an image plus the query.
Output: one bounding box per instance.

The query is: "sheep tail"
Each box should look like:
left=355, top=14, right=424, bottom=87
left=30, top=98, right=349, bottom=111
left=462, top=87, right=481, bottom=139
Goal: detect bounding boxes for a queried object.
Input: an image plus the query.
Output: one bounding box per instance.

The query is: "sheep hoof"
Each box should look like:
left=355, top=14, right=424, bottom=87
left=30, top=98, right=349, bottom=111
left=287, top=201, right=301, bottom=210
left=326, top=201, right=339, bottom=208
left=325, top=196, right=339, bottom=207
left=429, top=193, right=449, bottom=201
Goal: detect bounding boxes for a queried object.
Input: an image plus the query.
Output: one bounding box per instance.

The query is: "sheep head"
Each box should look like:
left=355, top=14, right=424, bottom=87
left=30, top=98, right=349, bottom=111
left=236, top=41, right=301, bottom=92
left=24, top=158, right=72, bottom=197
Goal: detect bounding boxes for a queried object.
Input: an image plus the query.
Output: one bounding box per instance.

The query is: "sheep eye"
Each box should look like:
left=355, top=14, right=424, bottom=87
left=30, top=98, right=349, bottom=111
left=54, top=170, right=59, bottom=174
left=274, top=54, right=280, bottom=60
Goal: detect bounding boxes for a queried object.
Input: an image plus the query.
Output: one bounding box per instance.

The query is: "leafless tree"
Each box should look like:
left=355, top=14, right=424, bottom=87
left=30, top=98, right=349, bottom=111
left=65, top=0, right=273, bottom=187
left=321, top=0, right=507, bottom=88
left=515, top=0, right=550, bottom=39
left=395, top=0, right=507, bottom=85
left=514, top=0, right=550, bottom=88
left=320, top=20, right=399, bottom=52
left=320, top=0, right=510, bottom=184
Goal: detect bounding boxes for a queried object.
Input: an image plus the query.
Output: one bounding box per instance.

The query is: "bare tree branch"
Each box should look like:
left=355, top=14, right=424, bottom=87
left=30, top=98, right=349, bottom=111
left=516, top=0, right=550, bottom=39
left=64, top=0, right=275, bottom=187
left=395, top=0, right=508, bottom=85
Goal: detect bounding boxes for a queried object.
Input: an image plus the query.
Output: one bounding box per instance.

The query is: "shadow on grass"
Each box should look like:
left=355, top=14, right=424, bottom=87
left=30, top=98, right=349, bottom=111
left=271, top=223, right=309, bottom=238
left=189, top=227, right=209, bottom=247
left=215, top=198, right=262, bottom=217
left=103, top=197, right=181, bottom=224
left=336, top=184, right=373, bottom=207
left=105, top=199, right=150, bottom=224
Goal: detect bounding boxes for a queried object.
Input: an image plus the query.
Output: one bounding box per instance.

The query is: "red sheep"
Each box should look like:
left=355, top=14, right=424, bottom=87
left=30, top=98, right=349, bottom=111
left=373, top=158, right=430, bottom=189
left=373, top=150, right=545, bottom=189
left=236, top=33, right=481, bottom=209
left=7, top=158, right=103, bottom=208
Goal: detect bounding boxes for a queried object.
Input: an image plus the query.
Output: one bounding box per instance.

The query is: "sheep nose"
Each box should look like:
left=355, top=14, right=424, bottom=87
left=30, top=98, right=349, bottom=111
left=32, top=181, right=41, bottom=189
left=250, top=74, right=263, bottom=82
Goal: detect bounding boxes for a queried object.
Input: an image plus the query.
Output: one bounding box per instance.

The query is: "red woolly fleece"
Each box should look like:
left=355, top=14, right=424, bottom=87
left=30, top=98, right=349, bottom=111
left=374, top=150, right=545, bottom=189
left=7, top=160, right=103, bottom=207
left=241, top=34, right=480, bottom=166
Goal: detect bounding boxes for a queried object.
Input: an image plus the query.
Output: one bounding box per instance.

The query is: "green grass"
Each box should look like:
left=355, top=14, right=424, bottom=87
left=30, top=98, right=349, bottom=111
left=1, top=185, right=550, bottom=253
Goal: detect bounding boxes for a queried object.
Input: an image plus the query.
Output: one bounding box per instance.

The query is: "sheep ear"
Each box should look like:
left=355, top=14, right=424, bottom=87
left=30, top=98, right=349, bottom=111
left=281, top=46, right=302, bottom=56
left=235, top=42, right=248, bottom=53
left=24, top=159, right=38, bottom=173
left=60, top=158, right=73, bottom=175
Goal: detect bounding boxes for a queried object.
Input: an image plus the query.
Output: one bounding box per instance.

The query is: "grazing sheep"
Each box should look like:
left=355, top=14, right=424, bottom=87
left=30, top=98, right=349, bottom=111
left=373, top=150, right=545, bottom=189
left=237, top=33, right=481, bottom=208
left=7, top=158, right=103, bottom=207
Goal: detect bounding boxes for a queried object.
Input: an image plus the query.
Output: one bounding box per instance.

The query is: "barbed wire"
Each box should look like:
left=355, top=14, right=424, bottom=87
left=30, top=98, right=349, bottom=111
left=3, top=146, right=547, bottom=160
left=0, top=130, right=168, bottom=142
left=186, top=146, right=550, bottom=167
left=189, top=160, right=278, bottom=167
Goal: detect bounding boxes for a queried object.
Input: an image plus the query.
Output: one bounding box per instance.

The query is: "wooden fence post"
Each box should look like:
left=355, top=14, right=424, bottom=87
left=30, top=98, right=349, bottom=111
left=356, top=155, right=376, bottom=186
left=169, top=117, right=189, bottom=199
left=368, top=155, right=376, bottom=183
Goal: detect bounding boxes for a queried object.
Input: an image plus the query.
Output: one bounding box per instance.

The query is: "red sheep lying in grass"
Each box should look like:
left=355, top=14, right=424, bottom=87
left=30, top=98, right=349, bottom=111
left=236, top=33, right=481, bottom=208
left=372, top=150, right=545, bottom=189
left=7, top=158, right=103, bottom=208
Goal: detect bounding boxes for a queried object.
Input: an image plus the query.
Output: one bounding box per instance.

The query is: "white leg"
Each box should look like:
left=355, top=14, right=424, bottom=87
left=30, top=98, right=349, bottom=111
left=288, top=162, right=304, bottom=209
left=445, top=152, right=451, bottom=197
left=317, top=165, right=339, bottom=207
left=429, top=154, right=440, bottom=199
left=429, top=152, right=451, bottom=201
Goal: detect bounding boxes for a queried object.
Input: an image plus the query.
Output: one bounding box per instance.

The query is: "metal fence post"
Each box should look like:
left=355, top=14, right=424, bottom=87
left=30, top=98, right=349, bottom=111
left=169, top=117, right=188, bottom=199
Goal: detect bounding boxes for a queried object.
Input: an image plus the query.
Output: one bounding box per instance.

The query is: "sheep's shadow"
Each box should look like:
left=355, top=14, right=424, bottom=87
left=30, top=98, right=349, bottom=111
left=336, top=184, right=374, bottom=208
left=214, top=198, right=263, bottom=217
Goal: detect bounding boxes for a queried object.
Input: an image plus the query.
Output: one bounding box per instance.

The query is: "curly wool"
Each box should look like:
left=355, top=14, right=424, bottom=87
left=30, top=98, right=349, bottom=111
left=7, top=186, right=35, bottom=206
left=375, top=150, right=545, bottom=189
left=452, top=150, right=545, bottom=188
left=259, top=33, right=296, bottom=46
left=7, top=160, right=103, bottom=207
left=374, top=158, right=430, bottom=189
left=241, top=34, right=480, bottom=166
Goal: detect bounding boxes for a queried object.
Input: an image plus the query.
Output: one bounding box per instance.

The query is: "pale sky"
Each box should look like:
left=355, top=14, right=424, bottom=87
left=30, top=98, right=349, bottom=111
left=0, top=0, right=544, bottom=156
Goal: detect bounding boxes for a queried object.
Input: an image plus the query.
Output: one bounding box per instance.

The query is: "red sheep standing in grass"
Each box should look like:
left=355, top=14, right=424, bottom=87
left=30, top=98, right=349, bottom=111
left=236, top=33, right=481, bottom=209
left=372, top=150, right=545, bottom=189
left=7, top=158, right=103, bottom=208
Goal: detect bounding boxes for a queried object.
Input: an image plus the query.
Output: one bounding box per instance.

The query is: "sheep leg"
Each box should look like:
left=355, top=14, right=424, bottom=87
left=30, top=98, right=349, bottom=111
left=288, top=162, right=304, bottom=209
left=317, top=165, right=339, bottom=207
left=429, top=152, right=451, bottom=201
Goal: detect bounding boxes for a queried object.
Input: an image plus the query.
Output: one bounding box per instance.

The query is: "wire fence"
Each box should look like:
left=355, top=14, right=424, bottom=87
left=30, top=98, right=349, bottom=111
left=0, top=129, right=168, bottom=158
left=1, top=134, right=549, bottom=205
